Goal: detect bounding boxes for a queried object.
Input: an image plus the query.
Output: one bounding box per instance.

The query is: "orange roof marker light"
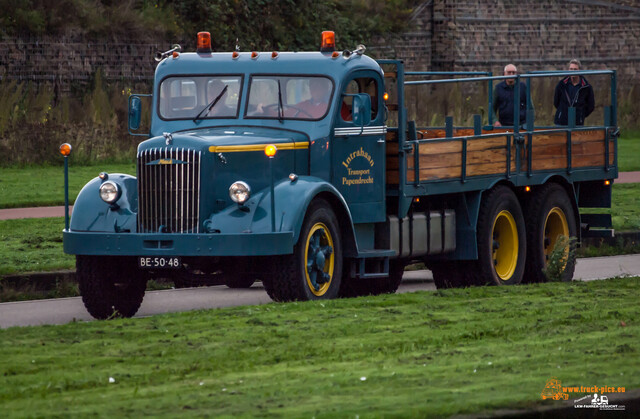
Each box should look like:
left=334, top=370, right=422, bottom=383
left=265, top=144, right=277, bottom=158
left=271, top=51, right=279, bottom=59
left=331, top=51, right=340, bottom=59
left=172, top=51, right=180, bottom=59
left=251, top=51, right=259, bottom=59
left=321, top=31, right=336, bottom=53
left=197, top=32, right=212, bottom=53
left=232, top=51, right=240, bottom=59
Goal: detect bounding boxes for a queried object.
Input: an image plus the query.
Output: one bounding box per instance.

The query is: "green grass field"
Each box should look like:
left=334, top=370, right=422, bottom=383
left=618, top=135, right=640, bottom=172
left=0, top=163, right=136, bottom=209
left=0, top=278, right=638, bottom=417
left=0, top=136, right=637, bottom=210
left=2, top=183, right=637, bottom=277
left=0, top=217, right=74, bottom=276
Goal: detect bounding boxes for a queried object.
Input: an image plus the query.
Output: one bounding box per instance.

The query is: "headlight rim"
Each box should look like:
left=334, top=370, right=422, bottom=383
left=229, top=181, right=251, bottom=204
left=99, top=180, right=121, bottom=204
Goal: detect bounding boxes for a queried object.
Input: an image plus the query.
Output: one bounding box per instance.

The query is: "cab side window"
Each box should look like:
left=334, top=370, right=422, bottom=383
left=341, top=77, right=379, bottom=123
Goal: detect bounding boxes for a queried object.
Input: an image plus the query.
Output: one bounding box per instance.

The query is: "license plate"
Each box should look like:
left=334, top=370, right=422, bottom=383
left=138, top=256, right=182, bottom=269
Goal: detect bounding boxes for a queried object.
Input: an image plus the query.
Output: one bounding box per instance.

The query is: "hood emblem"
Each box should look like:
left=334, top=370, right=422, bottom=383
left=163, top=132, right=173, bottom=145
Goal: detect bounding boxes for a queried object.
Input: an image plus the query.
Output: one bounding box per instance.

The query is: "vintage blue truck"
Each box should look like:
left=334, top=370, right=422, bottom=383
left=62, top=31, right=619, bottom=319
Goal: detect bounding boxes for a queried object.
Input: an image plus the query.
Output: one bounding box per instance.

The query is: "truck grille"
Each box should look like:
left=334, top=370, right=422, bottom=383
left=137, top=148, right=201, bottom=233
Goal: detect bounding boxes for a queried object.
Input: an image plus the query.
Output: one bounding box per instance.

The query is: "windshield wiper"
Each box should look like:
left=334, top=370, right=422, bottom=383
left=193, top=85, right=228, bottom=123
left=277, top=79, right=284, bottom=123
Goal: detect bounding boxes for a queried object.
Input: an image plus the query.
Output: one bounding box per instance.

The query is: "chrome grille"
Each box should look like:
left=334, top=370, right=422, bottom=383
left=137, top=148, right=201, bottom=233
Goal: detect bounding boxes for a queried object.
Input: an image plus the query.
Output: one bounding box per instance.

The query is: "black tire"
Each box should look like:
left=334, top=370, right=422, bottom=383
left=224, top=273, right=257, bottom=289
left=262, top=199, right=342, bottom=302
left=523, top=183, right=577, bottom=283
left=77, top=256, right=148, bottom=319
left=339, top=260, right=404, bottom=297
left=474, top=185, right=527, bottom=286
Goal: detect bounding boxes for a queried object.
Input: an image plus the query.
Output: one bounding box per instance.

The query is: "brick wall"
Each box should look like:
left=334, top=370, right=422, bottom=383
left=0, top=36, right=164, bottom=85
left=387, top=0, right=640, bottom=81
left=1, top=0, right=638, bottom=83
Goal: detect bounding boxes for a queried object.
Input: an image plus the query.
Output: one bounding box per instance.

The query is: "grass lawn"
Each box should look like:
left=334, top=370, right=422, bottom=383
left=0, top=135, right=638, bottom=210
left=581, top=183, right=640, bottom=232
left=0, top=278, right=638, bottom=417
left=0, top=163, right=136, bottom=209
left=0, top=183, right=637, bottom=278
left=0, top=217, right=74, bottom=277
left=618, top=135, right=640, bottom=172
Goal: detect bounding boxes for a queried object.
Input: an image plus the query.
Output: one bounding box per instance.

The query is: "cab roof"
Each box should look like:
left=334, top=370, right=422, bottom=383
left=154, top=51, right=383, bottom=81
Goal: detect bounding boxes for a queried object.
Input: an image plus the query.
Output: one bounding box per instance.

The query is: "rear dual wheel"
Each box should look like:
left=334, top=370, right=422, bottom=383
left=524, top=183, right=577, bottom=283
left=475, top=185, right=527, bottom=286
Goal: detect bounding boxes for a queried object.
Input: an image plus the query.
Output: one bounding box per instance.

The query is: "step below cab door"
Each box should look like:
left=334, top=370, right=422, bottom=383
left=332, top=71, right=386, bottom=223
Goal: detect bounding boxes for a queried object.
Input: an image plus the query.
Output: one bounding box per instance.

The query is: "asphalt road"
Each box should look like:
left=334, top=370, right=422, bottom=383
left=1, top=254, right=638, bottom=329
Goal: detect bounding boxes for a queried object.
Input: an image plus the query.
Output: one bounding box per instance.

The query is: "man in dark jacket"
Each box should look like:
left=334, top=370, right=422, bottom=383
left=493, top=64, right=527, bottom=127
left=554, top=59, right=595, bottom=126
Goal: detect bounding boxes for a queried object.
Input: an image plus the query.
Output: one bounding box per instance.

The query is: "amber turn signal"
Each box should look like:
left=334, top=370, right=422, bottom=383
left=383, top=92, right=389, bottom=101
left=604, top=180, right=611, bottom=186
left=264, top=145, right=277, bottom=158
left=59, top=143, right=72, bottom=157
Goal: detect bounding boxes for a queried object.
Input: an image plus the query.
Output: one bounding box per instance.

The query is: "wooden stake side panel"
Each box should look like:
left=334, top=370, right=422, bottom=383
left=386, top=129, right=611, bottom=185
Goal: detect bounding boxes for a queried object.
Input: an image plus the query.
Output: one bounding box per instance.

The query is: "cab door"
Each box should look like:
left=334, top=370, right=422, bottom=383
left=332, top=71, right=386, bottom=223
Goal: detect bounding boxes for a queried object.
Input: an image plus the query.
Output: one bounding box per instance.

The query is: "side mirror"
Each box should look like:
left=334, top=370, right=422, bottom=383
left=128, top=95, right=142, bottom=131
left=352, top=93, right=371, bottom=127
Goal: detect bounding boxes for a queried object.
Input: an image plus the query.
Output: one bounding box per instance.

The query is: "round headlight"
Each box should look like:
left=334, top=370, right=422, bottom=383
left=99, top=181, right=120, bottom=204
left=229, top=181, right=251, bottom=204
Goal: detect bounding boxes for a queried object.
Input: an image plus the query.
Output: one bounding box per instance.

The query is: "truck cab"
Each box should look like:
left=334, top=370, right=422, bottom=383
left=64, top=32, right=398, bottom=318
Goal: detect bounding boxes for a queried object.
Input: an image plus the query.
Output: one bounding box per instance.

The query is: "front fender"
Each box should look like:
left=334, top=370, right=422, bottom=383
left=203, top=176, right=356, bottom=247
left=70, top=174, right=138, bottom=232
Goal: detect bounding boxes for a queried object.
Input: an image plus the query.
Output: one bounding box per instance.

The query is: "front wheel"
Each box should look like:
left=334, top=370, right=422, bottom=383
left=475, top=185, right=527, bottom=286
left=77, top=256, right=148, bottom=319
left=263, top=200, right=342, bottom=301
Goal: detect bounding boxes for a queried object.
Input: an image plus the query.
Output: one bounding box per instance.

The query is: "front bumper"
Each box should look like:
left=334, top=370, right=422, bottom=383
left=63, top=230, right=294, bottom=256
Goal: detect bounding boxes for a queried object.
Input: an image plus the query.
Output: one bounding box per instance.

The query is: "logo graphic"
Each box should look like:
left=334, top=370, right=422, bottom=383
left=541, top=377, right=569, bottom=400
left=574, top=393, right=625, bottom=411
left=341, top=147, right=374, bottom=187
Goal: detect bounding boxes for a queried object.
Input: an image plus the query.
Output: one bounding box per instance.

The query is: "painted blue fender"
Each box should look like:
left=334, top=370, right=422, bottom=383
left=70, top=174, right=138, bottom=233
left=203, top=176, right=357, bottom=249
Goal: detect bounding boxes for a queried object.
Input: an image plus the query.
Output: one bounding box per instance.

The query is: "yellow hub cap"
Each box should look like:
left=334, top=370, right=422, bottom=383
left=304, top=222, right=335, bottom=296
left=544, top=207, right=569, bottom=266
left=491, top=210, right=518, bottom=281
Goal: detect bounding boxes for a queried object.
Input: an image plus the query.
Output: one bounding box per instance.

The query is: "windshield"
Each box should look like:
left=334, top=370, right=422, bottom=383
left=245, top=76, right=333, bottom=120
left=159, top=76, right=242, bottom=120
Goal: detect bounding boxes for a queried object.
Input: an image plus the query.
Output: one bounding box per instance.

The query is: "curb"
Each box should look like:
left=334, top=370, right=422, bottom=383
left=2, top=232, right=639, bottom=293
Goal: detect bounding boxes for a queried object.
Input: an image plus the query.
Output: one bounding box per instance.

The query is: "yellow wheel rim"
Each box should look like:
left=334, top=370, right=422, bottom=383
left=544, top=207, right=570, bottom=266
left=304, top=222, right=335, bottom=297
left=491, top=210, right=519, bottom=281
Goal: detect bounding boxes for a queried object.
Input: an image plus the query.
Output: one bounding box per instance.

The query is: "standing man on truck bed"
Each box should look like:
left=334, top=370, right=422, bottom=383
left=554, top=59, right=595, bottom=126
left=493, top=63, right=527, bottom=127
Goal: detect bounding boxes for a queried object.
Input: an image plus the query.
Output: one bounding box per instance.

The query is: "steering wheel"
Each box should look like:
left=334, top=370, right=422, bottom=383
left=263, top=104, right=314, bottom=118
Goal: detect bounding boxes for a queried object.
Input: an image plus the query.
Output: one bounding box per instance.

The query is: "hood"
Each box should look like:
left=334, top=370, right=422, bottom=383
left=138, top=126, right=309, bottom=153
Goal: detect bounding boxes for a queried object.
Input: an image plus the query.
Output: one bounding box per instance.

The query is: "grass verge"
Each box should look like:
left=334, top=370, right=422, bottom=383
left=0, top=278, right=638, bottom=417
left=0, top=217, right=74, bottom=277
left=618, top=136, right=640, bottom=172
left=0, top=163, right=136, bottom=209
left=581, top=183, right=640, bottom=232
